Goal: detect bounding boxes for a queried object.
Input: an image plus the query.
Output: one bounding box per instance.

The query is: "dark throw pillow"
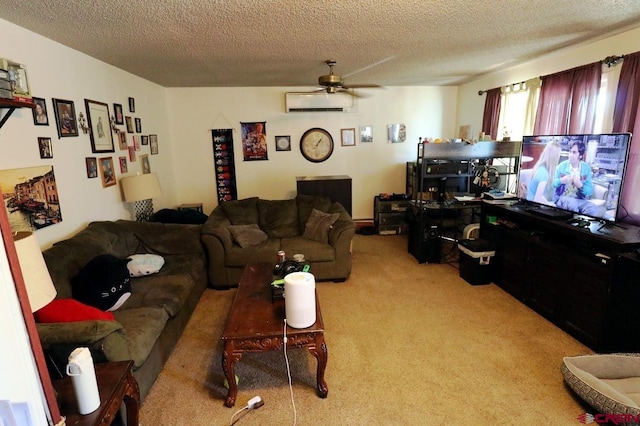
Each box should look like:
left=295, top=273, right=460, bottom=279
left=303, top=208, right=340, bottom=243
left=228, top=224, right=268, bottom=248
left=71, top=254, right=132, bottom=311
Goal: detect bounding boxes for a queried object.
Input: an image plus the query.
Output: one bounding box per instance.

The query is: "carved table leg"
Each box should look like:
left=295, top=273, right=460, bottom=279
left=123, top=371, right=140, bottom=426
left=308, top=332, right=328, bottom=398
left=222, top=341, right=242, bottom=407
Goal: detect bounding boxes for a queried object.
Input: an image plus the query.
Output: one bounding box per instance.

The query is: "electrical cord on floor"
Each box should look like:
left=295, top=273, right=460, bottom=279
left=283, top=319, right=297, bottom=426
left=229, top=395, right=264, bottom=425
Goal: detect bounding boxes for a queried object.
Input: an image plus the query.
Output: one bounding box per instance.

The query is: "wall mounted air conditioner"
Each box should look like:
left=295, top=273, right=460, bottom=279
left=285, top=91, right=355, bottom=113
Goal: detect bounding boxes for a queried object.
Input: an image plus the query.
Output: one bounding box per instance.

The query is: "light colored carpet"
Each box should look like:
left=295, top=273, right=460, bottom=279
left=139, top=234, right=591, bottom=425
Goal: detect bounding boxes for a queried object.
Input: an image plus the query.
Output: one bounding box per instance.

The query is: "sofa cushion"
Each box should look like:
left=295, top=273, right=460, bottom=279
left=112, top=306, right=169, bottom=368
left=296, top=195, right=332, bottom=233
left=71, top=254, right=132, bottom=312
left=224, top=239, right=282, bottom=267
left=228, top=224, right=268, bottom=248
left=35, top=299, right=115, bottom=323
left=220, top=197, right=259, bottom=225
left=127, top=254, right=165, bottom=277
left=280, top=236, right=337, bottom=262
left=258, top=199, right=299, bottom=238
left=123, top=270, right=196, bottom=318
left=303, top=209, right=340, bottom=244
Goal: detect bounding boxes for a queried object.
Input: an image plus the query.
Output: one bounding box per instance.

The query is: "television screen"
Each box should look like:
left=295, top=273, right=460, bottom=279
left=518, top=133, right=632, bottom=222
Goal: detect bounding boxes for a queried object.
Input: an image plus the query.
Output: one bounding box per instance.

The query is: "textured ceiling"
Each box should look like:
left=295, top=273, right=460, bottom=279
left=1, top=1, right=639, bottom=88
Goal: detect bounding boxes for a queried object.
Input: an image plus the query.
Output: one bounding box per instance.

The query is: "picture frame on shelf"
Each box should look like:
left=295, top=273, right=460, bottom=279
left=139, top=154, right=151, bottom=174
left=149, top=134, right=158, bottom=154
left=341, top=128, right=356, bottom=147
left=85, top=99, right=115, bottom=153
left=85, top=157, right=98, bottom=178
left=135, top=117, right=142, bottom=133
left=38, top=137, right=52, bottom=159
left=98, top=156, right=116, bottom=188
left=359, top=125, right=373, bottom=143
left=1, top=59, right=31, bottom=100
left=32, top=97, right=49, bottom=126
left=52, top=98, right=78, bottom=138
left=113, top=103, right=124, bottom=125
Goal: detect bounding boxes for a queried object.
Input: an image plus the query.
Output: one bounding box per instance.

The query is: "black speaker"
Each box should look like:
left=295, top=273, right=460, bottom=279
left=422, top=225, right=442, bottom=263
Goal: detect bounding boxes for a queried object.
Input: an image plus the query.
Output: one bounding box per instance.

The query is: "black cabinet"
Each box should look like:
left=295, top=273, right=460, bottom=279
left=374, top=196, right=409, bottom=235
left=481, top=202, right=640, bottom=352
left=296, top=175, right=352, bottom=216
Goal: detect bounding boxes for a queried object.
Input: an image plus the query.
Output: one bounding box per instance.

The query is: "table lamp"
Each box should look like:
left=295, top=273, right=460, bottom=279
left=120, top=173, right=163, bottom=221
left=13, top=231, right=57, bottom=312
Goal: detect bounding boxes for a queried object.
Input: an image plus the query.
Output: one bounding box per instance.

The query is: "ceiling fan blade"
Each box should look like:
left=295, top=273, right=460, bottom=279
left=336, top=88, right=367, bottom=98
left=342, top=83, right=383, bottom=89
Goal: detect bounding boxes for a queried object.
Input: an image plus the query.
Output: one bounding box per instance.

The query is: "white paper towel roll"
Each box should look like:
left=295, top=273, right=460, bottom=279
left=284, top=272, right=316, bottom=328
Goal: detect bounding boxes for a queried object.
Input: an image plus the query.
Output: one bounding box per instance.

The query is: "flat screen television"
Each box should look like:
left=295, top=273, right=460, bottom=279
left=517, top=133, right=632, bottom=222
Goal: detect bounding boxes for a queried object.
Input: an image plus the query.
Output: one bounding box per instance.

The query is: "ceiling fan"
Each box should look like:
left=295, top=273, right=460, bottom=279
left=316, top=60, right=382, bottom=96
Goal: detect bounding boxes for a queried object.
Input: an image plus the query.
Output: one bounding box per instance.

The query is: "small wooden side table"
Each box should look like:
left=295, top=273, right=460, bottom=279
left=54, top=360, right=139, bottom=426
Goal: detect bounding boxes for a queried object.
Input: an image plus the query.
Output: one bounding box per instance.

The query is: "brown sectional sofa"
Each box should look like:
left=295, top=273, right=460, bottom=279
left=39, top=220, right=207, bottom=401
left=201, top=195, right=355, bottom=289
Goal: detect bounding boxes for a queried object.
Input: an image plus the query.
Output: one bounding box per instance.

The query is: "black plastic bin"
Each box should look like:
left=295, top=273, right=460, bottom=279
left=458, top=239, right=496, bottom=285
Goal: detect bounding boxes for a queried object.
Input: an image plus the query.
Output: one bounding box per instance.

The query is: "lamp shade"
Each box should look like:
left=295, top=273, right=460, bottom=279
left=13, top=231, right=57, bottom=312
left=120, top=173, right=163, bottom=203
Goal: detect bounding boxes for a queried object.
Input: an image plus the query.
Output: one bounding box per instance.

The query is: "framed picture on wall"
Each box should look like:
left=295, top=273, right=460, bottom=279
left=359, top=125, right=373, bottom=143
left=149, top=134, right=159, bottom=154
left=38, top=137, right=52, bottom=158
left=85, top=157, right=98, bottom=178
left=98, top=157, right=116, bottom=188
left=135, top=117, right=142, bottom=133
left=113, top=103, right=124, bottom=125
left=52, top=98, right=78, bottom=138
left=85, top=99, right=115, bottom=153
left=341, top=128, right=356, bottom=147
left=139, top=154, right=151, bottom=174
left=32, top=97, right=49, bottom=126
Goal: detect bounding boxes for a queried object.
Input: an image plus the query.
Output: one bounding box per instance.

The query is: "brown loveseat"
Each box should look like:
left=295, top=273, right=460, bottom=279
left=201, top=195, right=355, bottom=289
left=39, top=220, right=207, bottom=401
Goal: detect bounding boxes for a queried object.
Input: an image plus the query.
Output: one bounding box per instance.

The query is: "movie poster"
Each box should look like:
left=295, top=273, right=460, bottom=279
left=0, top=165, right=63, bottom=232
left=241, top=121, right=268, bottom=161
left=211, top=129, right=237, bottom=202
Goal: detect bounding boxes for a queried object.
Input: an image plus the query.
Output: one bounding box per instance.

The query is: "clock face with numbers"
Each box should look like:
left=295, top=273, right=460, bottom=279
left=300, top=128, right=334, bottom=162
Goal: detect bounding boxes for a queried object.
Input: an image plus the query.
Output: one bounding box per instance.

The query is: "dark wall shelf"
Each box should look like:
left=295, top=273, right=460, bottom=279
left=0, top=98, right=35, bottom=128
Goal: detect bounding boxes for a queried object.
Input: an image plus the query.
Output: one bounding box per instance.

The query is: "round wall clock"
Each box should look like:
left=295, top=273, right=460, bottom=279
left=300, top=128, right=334, bottom=162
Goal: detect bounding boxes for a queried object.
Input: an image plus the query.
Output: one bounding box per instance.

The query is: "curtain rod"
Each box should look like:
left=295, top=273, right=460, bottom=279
left=478, top=53, right=627, bottom=95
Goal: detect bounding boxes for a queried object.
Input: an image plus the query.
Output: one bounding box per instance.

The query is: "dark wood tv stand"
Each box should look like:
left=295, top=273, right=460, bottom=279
left=480, top=201, right=640, bottom=352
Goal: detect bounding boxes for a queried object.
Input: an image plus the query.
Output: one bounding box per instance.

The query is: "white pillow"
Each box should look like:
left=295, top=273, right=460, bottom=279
left=127, top=254, right=165, bottom=277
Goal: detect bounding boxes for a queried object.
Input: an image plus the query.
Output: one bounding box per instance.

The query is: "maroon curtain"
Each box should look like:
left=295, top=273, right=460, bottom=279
left=613, top=52, right=640, bottom=132
left=481, top=88, right=501, bottom=140
left=613, top=51, right=640, bottom=226
left=533, top=62, right=601, bottom=134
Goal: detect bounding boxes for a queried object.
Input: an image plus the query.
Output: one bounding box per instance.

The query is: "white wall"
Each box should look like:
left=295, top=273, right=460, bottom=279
left=0, top=19, right=174, bottom=249
left=166, top=85, right=458, bottom=219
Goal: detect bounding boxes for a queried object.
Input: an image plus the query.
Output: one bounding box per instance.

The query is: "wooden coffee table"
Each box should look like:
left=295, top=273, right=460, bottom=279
left=221, top=263, right=328, bottom=407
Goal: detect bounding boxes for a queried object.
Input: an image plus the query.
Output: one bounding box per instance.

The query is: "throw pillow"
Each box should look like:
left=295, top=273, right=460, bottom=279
left=71, top=254, right=132, bottom=311
left=34, top=299, right=115, bottom=323
left=303, top=208, right=340, bottom=244
left=228, top=224, right=268, bottom=248
left=220, top=197, right=259, bottom=225
left=127, top=254, right=165, bottom=277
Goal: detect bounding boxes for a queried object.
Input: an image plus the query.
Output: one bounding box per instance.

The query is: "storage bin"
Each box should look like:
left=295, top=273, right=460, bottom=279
left=458, top=239, right=495, bottom=285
